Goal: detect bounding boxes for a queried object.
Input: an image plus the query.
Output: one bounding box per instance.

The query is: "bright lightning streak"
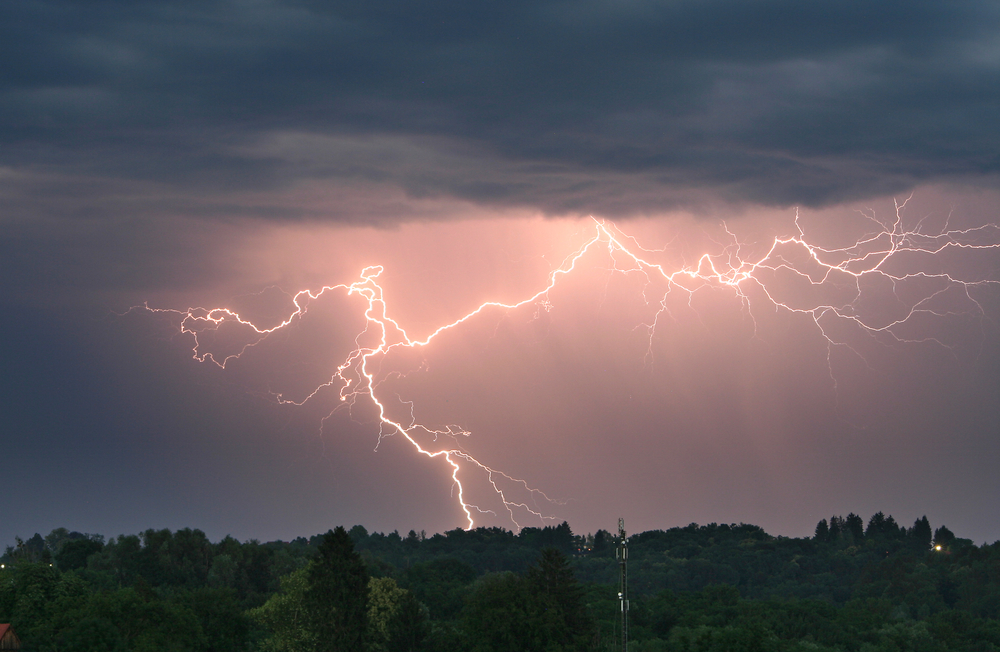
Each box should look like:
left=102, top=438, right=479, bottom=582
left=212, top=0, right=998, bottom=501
left=137, top=201, right=1000, bottom=530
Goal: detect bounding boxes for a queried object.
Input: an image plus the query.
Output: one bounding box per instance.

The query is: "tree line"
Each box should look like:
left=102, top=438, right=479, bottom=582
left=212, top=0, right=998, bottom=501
left=2, top=512, right=999, bottom=651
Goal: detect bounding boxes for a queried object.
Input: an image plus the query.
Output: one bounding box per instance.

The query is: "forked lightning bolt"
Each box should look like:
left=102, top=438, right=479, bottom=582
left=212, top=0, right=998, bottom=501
left=138, top=199, right=1000, bottom=530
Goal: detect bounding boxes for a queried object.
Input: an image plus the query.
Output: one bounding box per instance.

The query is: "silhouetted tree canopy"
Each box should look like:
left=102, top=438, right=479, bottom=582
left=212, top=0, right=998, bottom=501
left=307, top=527, right=369, bottom=652
left=3, top=511, right=999, bottom=652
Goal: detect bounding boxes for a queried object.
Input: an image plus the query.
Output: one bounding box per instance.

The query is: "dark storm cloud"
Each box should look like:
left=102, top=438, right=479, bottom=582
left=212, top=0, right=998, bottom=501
left=2, top=0, right=999, bottom=220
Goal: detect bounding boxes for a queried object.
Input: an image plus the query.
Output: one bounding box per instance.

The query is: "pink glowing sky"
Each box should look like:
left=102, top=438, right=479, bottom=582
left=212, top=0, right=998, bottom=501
left=21, top=186, right=989, bottom=544
left=4, top=1, right=1000, bottom=546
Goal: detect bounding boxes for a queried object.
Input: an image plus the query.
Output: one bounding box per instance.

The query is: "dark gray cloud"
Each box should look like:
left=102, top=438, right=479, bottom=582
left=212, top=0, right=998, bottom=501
left=2, top=0, right=999, bottom=220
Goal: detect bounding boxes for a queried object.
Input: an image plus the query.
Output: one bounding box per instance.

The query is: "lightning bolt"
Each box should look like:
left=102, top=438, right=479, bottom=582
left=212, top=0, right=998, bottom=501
left=136, top=199, right=1000, bottom=530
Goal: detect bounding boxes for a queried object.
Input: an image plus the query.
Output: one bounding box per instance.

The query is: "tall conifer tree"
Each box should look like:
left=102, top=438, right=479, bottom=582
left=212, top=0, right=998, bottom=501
left=306, top=526, right=369, bottom=652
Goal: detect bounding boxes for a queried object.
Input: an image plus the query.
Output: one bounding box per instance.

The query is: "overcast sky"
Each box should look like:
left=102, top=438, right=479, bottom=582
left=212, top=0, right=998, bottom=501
left=3, top=0, right=1000, bottom=546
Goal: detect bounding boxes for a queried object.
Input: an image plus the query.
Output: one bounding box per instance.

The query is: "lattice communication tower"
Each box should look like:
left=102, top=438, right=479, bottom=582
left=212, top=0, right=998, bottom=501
left=617, top=517, right=629, bottom=652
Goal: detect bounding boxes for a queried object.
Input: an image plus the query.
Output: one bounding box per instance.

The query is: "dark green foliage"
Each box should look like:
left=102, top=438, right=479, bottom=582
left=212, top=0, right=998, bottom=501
left=0, top=562, right=87, bottom=645
left=519, top=521, right=575, bottom=553
left=866, top=511, right=905, bottom=542
left=306, top=526, right=370, bottom=652
left=136, top=527, right=213, bottom=587
left=185, top=587, right=249, bottom=652
left=246, top=567, right=315, bottom=652
left=910, top=515, right=934, bottom=550
left=845, top=512, right=865, bottom=544
left=461, top=572, right=533, bottom=652
left=349, top=524, right=370, bottom=545
left=88, top=534, right=142, bottom=586
left=459, top=547, right=596, bottom=652
left=7, top=512, right=1000, bottom=652
left=403, top=558, right=477, bottom=619
left=592, top=529, right=611, bottom=554
left=0, top=525, right=316, bottom=652
left=55, top=537, right=104, bottom=572
left=828, top=515, right=842, bottom=542
left=60, top=587, right=206, bottom=652
left=3, top=533, right=47, bottom=564
left=386, top=588, right=430, bottom=652
left=935, top=525, right=957, bottom=547
left=527, top=548, right=594, bottom=651
left=0, top=562, right=206, bottom=652
left=366, top=576, right=430, bottom=652
left=45, top=528, right=103, bottom=558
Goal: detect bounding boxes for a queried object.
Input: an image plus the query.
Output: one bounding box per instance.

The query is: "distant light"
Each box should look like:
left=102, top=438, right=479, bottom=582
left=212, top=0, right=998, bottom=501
left=935, top=545, right=942, bottom=551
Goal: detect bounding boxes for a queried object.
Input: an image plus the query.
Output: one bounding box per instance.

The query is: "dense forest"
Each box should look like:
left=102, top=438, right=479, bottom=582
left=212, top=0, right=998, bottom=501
left=3, top=512, right=1000, bottom=651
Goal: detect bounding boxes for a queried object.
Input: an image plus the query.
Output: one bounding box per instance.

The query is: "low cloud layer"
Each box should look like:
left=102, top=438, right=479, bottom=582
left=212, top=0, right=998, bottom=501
left=3, top=0, right=999, bottom=222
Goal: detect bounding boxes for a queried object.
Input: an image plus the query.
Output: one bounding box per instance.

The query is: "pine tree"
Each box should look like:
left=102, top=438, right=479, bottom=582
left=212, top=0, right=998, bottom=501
left=814, top=519, right=829, bottom=542
left=527, top=548, right=594, bottom=651
left=306, top=527, right=370, bottom=652
left=828, top=515, right=842, bottom=542
left=866, top=511, right=886, bottom=538
left=908, top=516, right=933, bottom=550
left=933, top=525, right=956, bottom=548
left=845, top=513, right=865, bottom=544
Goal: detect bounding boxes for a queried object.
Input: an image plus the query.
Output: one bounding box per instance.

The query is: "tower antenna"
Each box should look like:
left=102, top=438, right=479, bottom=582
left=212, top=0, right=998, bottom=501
left=617, top=517, right=629, bottom=652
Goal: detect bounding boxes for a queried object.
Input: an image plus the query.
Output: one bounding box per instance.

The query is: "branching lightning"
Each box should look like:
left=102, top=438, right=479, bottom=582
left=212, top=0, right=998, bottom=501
left=138, top=198, right=1000, bottom=531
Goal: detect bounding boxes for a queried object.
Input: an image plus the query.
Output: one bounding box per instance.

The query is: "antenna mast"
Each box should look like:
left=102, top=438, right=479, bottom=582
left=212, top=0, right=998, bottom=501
left=617, top=517, right=629, bottom=652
